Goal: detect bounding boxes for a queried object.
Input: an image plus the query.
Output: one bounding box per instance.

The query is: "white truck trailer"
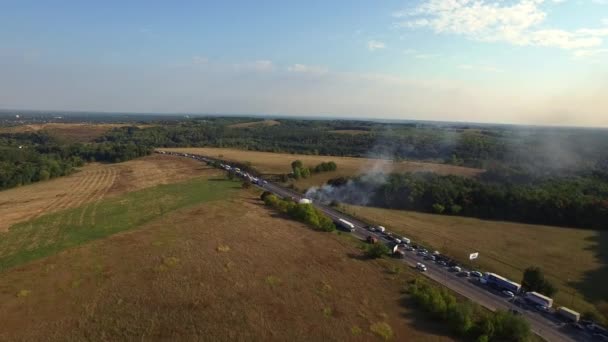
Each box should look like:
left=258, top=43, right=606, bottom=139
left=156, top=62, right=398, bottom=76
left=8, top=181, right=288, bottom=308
left=524, top=291, right=553, bottom=308
left=557, top=307, right=580, bottom=322
left=337, top=219, right=355, bottom=232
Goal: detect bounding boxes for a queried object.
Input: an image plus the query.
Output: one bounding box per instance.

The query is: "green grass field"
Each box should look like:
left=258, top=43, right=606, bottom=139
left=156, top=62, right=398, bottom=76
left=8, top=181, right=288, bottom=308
left=0, top=176, right=238, bottom=272
left=343, top=205, right=608, bottom=322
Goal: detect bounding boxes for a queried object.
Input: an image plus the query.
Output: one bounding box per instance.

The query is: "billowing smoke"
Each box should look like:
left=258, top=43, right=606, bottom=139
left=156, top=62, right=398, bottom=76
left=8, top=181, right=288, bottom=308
left=305, top=127, right=396, bottom=205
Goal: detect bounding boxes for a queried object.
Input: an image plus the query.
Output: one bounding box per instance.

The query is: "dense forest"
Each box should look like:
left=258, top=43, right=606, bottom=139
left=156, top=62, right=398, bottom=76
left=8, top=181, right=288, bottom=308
left=98, top=118, right=608, bottom=175
left=308, top=171, right=608, bottom=229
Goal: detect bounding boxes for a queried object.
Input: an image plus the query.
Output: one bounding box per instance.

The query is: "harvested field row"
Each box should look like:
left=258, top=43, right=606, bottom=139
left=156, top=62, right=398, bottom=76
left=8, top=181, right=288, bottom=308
left=0, top=155, right=213, bottom=232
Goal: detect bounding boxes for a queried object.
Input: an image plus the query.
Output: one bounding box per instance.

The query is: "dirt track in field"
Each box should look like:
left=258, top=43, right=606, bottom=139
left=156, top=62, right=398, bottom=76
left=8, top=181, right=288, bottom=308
left=0, top=155, right=214, bottom=232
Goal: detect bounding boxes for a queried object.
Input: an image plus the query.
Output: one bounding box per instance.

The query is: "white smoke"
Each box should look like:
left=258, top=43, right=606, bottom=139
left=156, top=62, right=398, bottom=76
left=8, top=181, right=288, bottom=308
left=305, top=127, right=397, bottom=205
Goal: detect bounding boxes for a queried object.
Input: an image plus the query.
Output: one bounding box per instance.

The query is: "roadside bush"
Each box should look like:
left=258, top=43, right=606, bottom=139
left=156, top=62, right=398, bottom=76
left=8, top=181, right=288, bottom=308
left=313, top=161, right=338, bottom=173
left=409, top=279, right=531, bottom=341
left=365, top=243, right=390, bottom=259
left=263, top=195, right=335, bottom=232
left=260, top=191, right=273, bottom=201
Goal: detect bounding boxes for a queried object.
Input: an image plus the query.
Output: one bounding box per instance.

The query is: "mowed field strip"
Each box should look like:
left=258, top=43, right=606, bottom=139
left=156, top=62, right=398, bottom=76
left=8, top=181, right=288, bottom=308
left=0, top=189, right=453, bottom=341
left=343, top=204, right=607, bottom=319
left=0, top=154, right=212, bottom=232
left=161, top=147, right=484, bottom=190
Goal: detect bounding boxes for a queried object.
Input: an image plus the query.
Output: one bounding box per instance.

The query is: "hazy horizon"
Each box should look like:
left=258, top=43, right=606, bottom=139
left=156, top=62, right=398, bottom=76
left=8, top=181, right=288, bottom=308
left=1, top=1, right=607, bottom=127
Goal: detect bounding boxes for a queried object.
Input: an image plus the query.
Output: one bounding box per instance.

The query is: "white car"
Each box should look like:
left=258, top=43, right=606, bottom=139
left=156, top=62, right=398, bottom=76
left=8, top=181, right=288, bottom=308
left=502, top=290, right=515, bottom=298
left=393, top=238, right=402, bottom=244
left=416, top=263, right=427, bottom=272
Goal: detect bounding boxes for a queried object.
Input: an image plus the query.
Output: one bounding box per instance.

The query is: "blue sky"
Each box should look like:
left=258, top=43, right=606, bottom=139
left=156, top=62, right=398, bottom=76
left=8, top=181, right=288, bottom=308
left=1, top=0, right=607, bottom=126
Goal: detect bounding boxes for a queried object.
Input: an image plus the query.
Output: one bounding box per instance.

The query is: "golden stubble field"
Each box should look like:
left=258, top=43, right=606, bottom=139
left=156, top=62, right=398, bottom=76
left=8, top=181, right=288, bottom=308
left=0, top=154, right=213, bottom=232
left=161, top=147, right=483, bottom=190
left=0, top=190, right=454, bottom=342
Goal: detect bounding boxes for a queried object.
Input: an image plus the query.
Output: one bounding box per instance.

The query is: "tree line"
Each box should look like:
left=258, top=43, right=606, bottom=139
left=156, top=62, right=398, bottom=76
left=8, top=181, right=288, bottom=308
left=97, top=119, right=608, bottom=174
left=329, top=172, right=608, bottom=230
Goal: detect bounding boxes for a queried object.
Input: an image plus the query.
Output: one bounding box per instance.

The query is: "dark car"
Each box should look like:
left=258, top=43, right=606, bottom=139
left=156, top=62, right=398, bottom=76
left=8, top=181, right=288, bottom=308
left=509, top=309, right=521, bottom=315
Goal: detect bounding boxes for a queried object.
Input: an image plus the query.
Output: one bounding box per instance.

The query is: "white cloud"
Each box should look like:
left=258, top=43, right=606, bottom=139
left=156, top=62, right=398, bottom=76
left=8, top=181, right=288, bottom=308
left=192, top=56, right=208, bottom=65
left=415, top=53, right=440, bottom=59
left=394, top=0, right=608, bottom=51
left=234, top=60, right=274, bottom=72
left=573, top=48, right=608, bottom=58
left=287, top=64, right=328, bottom=75
left=403, top=49, right=440, bottom=59
left=459, top=64, right=503, bottom=73
left=367, top=40, right=386, bottom=51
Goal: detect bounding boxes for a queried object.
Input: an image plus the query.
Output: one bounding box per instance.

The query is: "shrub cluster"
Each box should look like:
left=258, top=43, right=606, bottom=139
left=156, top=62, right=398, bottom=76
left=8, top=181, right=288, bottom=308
left=261, top=193, right=335, bottom=232
left=409, top=279, right=531, bottom=341
left=291, top=160, right=337, bottom=180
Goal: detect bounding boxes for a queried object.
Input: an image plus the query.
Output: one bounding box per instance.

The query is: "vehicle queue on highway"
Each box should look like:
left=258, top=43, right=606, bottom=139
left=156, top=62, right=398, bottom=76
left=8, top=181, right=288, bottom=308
left=157, top=150, right=607, bottom=342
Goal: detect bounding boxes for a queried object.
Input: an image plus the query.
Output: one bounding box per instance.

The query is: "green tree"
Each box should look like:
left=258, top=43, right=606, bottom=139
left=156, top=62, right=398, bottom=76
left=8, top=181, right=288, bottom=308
left=38, top=169, right=50, bottom=181
left=522, top=266, right=557, bottom=297
left=293, top=167, right=302, bottom=179
left=450, top=204, right=463, bottom=215
left=300, top=167, right=311, bottom=178
left=365, top=243, right=390, bottom=259
left=291, top=160, right=303, bottom=170
left=432, top=203, right=445, bottom=214
left=447, top=303, right=474, bottom=336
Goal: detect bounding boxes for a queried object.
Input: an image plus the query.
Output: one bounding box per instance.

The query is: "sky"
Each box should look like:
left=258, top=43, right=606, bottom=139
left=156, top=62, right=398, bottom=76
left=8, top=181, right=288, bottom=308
left=1, top=0, right=607, bottom=126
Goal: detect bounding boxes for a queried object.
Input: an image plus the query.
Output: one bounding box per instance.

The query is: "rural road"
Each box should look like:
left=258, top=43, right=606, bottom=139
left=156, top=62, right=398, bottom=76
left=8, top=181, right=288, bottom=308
left=163, top=151, right=593, bottom=342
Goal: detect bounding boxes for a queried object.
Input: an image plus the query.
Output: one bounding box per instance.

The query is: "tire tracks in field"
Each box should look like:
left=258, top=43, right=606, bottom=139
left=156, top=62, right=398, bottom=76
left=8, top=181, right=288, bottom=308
left=29, top=171, right=91, bottom=221
left=78, top=168, right=110, bottom=226
left=87, top=167, right=118, bottom=226
left=50, top=170, right=99, bottom=227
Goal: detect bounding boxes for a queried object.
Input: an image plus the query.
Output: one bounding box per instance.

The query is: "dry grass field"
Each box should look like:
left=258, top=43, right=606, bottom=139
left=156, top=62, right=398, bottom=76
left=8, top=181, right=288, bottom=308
left=0, top=123, right=151, bottom=142
left=228, top=119, right=281, bottom=128
left=0, top=187, right=453, bottom=341
left=342, top=205, right=608, bottom=320
left=0, top=154, right=213, bottom=232
left=162, top=147, right=483, bottom=190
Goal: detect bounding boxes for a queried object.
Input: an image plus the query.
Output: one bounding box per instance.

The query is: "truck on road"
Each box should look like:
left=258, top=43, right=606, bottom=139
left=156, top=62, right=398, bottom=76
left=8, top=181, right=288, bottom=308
left=557, top=307, right=580, bottom=322
left=485, top=273, right=521, bottom=293
left=524, top=291, right=553, bottom=308
left=336, top=219, right=355, bottom=232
